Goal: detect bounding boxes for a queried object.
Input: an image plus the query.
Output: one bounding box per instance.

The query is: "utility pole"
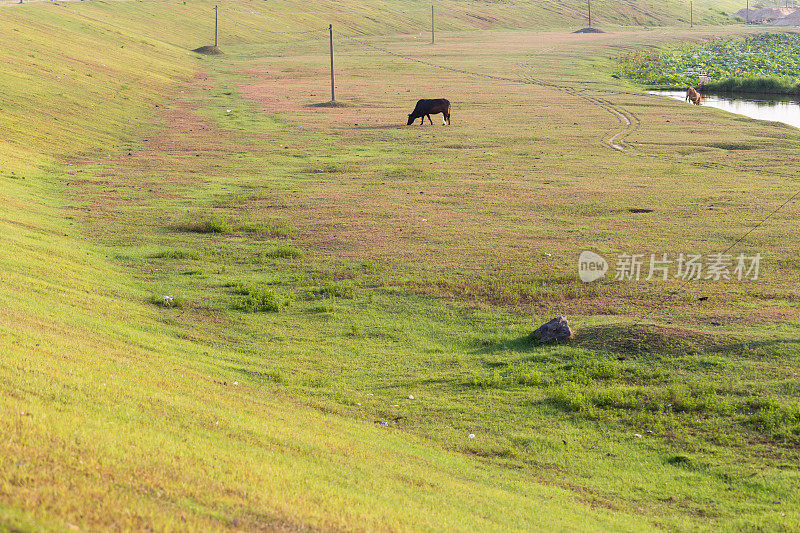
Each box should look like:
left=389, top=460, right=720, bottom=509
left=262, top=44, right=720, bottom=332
left=431, top=5, right=435, bottom=45
left=329, top=24, right=335, bottom=102
left=690, top=1, right=693, bottom=27
left=747, top=0, right=750, bottom=23
left=588, top=0, right=592, bottom=27
left=214, top=5, right=218, bottom=47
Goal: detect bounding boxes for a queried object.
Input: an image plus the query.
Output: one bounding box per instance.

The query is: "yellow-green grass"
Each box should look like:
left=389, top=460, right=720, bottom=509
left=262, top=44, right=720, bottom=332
left=2, top=0, right=800, bottom=531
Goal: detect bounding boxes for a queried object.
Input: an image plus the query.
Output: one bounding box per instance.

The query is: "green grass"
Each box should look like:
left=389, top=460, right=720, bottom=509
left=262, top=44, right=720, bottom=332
left=152, top=248, right=202, bottom=260
left=238, top=286, right=293, bottom=312
left=264, top=245, right=303, bottom=259
left=183, top=214, right=230, bottom=234
left=316, top=281, right=356, bottom=299
left=2, top=0, right=800, bottom=531
left=704, top=75, right=800, bottom=94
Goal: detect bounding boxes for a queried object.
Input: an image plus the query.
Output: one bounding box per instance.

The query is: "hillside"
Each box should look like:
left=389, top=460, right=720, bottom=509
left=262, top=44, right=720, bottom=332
left=2, top=1, right=799, bottom=531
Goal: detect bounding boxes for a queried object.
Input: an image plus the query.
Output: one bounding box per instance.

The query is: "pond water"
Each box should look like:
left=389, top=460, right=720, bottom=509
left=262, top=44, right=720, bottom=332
left=649, top=91, right=800, bottom=129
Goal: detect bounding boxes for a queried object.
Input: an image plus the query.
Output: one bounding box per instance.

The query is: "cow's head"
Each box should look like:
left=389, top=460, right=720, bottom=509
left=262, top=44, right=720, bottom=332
left=406, top=114, right=415, bottom=125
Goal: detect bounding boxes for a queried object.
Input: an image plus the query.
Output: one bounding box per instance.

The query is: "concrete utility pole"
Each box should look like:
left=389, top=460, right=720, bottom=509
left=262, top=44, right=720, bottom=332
left=214, top=5, right=219, bottom=47
left=588, top=0, right=592, bottom=27
left=747, top=0, right=750, bottom=23
left=431, top=5, right=435, bottom=45
left=329, top=24, right=335, bottom=102
left=690, top=1, right=693, bottom=27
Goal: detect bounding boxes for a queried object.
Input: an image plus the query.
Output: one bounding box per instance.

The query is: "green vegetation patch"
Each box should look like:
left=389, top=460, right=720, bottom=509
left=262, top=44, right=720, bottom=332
left=314, top=281, right=356, bottom=299
left=619, top=33, right=800, bottom=93
left=182, top=214, right=230, bottom=234
left=152, top=249, right=201, bottom=260
left=243, top=220, right=294, bottom=239
left=236, top=284, right=293, bottom=312
left=746, top=397, right=800, bottom=444
left=150, top=293, right=184, bottom=308
left=264, top=246, right=304, bottom=259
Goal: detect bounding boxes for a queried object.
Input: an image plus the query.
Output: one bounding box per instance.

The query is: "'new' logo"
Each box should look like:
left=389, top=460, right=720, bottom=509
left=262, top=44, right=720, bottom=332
left=578, top=251, right=608, bottom=283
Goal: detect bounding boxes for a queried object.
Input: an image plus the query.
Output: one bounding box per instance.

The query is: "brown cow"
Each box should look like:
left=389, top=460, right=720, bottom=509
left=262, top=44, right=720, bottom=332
left=686, top=86, right=702, bottom=105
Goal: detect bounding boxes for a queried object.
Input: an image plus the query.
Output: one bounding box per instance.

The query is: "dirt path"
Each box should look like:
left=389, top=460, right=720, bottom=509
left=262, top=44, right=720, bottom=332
left=331, top=32, right=644, bottom=152
left=518, top=64, right=640, bottom=151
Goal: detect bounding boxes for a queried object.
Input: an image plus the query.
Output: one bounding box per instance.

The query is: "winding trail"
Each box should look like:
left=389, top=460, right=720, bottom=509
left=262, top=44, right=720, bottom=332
left=517, top=62, right=640, bottom=151
left=335, top=31, right=643, bottom=152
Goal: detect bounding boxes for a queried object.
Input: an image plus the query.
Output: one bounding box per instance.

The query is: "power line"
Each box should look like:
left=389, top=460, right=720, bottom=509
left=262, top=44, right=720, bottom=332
left=244, top=26, right=800, bottom=327
left=627, top=188, right=800, bottom=328
left=229, top=18, right=329, bottom=36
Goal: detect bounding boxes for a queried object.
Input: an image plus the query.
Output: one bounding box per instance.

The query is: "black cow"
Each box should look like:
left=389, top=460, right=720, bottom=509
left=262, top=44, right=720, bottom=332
left=407, top=98, right=451, bottom=125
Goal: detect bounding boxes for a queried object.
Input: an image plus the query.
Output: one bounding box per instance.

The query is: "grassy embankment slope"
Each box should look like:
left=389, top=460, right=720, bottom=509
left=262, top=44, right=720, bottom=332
left=2, top=0, right=799, bottom=531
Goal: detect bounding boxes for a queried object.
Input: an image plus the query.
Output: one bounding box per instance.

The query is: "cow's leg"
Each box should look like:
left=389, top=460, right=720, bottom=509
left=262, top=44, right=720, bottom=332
left=427, top=114, right=434, bottom=125
left=419, top=116, right=424, bottom=125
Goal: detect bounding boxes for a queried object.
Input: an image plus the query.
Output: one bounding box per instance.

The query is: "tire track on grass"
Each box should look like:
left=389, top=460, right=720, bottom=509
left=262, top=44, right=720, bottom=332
left=334, top=33, right=643, bottom=152
left=318, top=32, right=800, bottom=330
left=518, top=63, right=640, bottom=151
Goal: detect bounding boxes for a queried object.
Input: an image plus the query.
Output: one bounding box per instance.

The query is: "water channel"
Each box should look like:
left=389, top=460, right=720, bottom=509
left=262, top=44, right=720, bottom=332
left=649, top=90, right=800, bottom=129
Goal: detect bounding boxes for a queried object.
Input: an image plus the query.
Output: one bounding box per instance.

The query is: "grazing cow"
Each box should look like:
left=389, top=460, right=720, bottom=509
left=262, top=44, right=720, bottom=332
left=407, top=98, right=451, bottom=125
left=686, top=86, right=702, bottom=105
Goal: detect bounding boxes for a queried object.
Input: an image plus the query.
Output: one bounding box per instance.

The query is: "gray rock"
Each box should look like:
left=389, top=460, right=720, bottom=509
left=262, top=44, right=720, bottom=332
left=531, top=316, right=573, bottom=343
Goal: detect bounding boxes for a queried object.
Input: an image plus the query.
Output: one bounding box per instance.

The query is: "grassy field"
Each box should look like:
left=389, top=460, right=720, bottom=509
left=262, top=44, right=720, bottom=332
left=2, top=0, right=800, bottom=531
